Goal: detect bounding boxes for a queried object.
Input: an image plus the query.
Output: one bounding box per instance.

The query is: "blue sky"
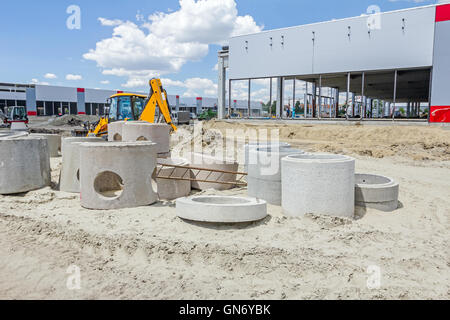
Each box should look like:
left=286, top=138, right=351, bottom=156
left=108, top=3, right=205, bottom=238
left=0, top=0, right=442, bottom=98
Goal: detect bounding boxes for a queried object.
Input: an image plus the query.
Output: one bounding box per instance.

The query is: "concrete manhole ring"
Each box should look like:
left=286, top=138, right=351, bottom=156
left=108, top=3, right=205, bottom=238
left=355, top=174, right=399, bottom=212
left=176, top=196, right=267, bottom=223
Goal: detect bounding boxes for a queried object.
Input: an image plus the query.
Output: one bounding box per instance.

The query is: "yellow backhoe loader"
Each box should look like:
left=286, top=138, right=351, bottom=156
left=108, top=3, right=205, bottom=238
left=86, top=78, right=177, bottom=137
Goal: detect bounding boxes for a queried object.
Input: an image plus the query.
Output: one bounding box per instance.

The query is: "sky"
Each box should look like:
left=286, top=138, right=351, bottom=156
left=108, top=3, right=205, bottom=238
left=0, top=0, right=446, bottom=101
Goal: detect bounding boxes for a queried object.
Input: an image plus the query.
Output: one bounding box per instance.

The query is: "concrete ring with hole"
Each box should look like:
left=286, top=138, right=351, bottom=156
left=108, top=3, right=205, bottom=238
left=176, top=196, right=267, bottom=223
left=79, top=141, right=158, bottom=210
left=355, top=174, right=399, bottom=212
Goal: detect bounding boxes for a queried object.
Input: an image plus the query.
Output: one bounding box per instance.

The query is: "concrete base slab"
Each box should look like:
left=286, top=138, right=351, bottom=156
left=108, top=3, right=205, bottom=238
left=282, top=153, right=355, bottom=218
left=79, top=142, right=158, bottom=210
left=0, top=136, right=50, bottom=194
left=355, top=174, right=399, bottom=212
left=176, top=196, right=267, bottom=223
left=155, top=158, right=191, bottom=200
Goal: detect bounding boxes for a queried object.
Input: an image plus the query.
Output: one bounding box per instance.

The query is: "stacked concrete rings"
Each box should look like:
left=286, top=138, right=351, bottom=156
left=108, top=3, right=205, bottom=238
left=155, top=158, right=191, bottom=200
left=108, top=121, right=127, bottom=142
left=247, top=147, right=304, bottom=205
left=355, top=174, right=399, bottom=212
left=0, top=136, right=50, bottom=194
left=176, top=196, right=267, bottom=223
left=31, top=134, right=61, bottom=157
left=122, top=122, right=171, bottom=158
left=282, top=154, right=355, bottom=218
left=59, top=137, right=105, bottom=193
left=79, top=141, right=158, bottom=210
left=244, top=142, right=290, bottom=172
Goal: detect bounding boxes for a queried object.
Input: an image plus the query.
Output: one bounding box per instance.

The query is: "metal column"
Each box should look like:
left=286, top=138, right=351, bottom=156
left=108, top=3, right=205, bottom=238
left=346, top=73, right=351, bottom=119
left=248, top=79, right=251, bottom=118
left=269, top=78, right=273, bottom=117
left=392, top=70, right=398, bottom=119
left=228, top=80, right=232, bottom=117
left=318, top=75, right=322, bottom=119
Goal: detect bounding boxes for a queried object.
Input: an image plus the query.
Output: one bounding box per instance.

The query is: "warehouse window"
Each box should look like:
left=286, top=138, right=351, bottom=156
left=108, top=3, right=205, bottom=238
left=62, top=102, right=69, bottom=115
left=70, top=102, right=77, bottom=115
left=36, top=101, right=44, bottom=116
left=85, top=103, right=91, bottom=115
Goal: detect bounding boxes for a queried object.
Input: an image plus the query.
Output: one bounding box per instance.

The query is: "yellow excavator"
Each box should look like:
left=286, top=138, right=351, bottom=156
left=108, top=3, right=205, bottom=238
left=86, top=78, right=177, bottom=137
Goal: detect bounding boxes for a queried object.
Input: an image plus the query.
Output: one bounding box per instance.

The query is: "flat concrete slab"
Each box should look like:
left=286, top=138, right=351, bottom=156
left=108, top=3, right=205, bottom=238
left=176, top=196, right=267, bottom=223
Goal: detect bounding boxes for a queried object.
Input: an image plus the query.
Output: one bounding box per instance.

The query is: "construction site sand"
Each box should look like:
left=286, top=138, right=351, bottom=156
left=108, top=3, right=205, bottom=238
left=0, top=121, right=449, bottom=300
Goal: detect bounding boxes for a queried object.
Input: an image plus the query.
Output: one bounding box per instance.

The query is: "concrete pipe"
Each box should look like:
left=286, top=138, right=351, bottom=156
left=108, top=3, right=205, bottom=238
left=244, top=142, right=290, bottom=172
left=188, top=153, right=239, bottom=191
left=155, top=158, right=191, bottom=200
left=0, top=136, right=50, bottom=194
left=31, top=134, right=61, bottom=157
left=176, top=196, right=267, bottom=223
left=59, top=137, right=105, bottom=193
left=282, top=154, right=355, bottom=218
left=79, top=141, right=158, bottom=210
left=247, top=147, right=304, bottom=205
left=355, top=174, right=399, bottom=212
left=108, top=121, right=127, bottom=142
left=122, top=122, right=170, bottom=156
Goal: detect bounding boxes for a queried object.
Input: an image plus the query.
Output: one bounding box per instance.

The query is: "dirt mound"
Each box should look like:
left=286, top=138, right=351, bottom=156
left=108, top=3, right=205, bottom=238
left=47, top=115, right=100, bottom=127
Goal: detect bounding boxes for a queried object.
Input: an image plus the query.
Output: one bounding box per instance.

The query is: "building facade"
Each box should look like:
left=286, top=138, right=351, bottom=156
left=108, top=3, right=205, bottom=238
left=0, top=83, right=262, bottom=117
left=218, top=3, right=450, bottom=123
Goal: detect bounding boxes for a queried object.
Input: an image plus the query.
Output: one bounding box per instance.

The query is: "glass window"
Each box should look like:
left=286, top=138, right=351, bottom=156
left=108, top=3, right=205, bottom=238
left=109, top=98, right=118, bottom=121
left=118, top=97, right=132, bottom=120
left=133, top=97, right=146, bottom=119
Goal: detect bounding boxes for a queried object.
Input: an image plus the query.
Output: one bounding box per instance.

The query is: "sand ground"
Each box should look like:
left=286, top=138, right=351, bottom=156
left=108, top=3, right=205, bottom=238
left=0, top=121, right=449, bottom=300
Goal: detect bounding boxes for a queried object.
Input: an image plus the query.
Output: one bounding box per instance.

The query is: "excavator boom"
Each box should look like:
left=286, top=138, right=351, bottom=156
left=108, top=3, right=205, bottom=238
left=140, top=79, right=177, bottom=131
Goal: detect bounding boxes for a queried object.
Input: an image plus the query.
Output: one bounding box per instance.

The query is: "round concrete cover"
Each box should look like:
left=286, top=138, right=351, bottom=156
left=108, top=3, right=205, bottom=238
left=176, top=196, right=267, bottom=223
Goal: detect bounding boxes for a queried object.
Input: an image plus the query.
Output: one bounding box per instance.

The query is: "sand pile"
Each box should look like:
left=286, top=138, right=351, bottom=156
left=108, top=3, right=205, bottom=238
left=204, top=121, right=450, bottom=162
left=47, top=115, right=100, bottom=127
left=0, top=121, right=449, bottom=299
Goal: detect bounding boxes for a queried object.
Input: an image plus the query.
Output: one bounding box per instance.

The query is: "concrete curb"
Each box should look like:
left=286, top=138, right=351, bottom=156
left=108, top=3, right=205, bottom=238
left=176, top=196, right=267, bottom=223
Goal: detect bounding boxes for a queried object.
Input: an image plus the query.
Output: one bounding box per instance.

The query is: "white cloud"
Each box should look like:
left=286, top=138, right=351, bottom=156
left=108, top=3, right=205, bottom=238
left=66, top=74, right=83, bottom=81
left=31, top=78, right=50, bottom=85
left=84, top=0, right=263, bottom=88
left=44, top=73, right=57, bottom=79
left=98, top=17, right=123, bottom=26
left=162, top=77, right=218, bottom=97
left=100, top=80, right=110, bottom=84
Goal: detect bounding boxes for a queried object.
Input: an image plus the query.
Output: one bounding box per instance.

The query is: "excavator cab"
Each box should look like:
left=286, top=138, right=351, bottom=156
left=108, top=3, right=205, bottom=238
left=86, top=78, right=177, bottom=137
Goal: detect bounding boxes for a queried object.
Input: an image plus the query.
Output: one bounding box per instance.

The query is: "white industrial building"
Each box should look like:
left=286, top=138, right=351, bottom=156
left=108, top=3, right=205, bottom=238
left=0, top=83, right=262, bottom=117
left=217, top=3, right=450, bottom=123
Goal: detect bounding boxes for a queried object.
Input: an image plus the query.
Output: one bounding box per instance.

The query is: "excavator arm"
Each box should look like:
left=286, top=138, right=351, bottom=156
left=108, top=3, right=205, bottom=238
left=140, top=78, right=177, bottom=131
